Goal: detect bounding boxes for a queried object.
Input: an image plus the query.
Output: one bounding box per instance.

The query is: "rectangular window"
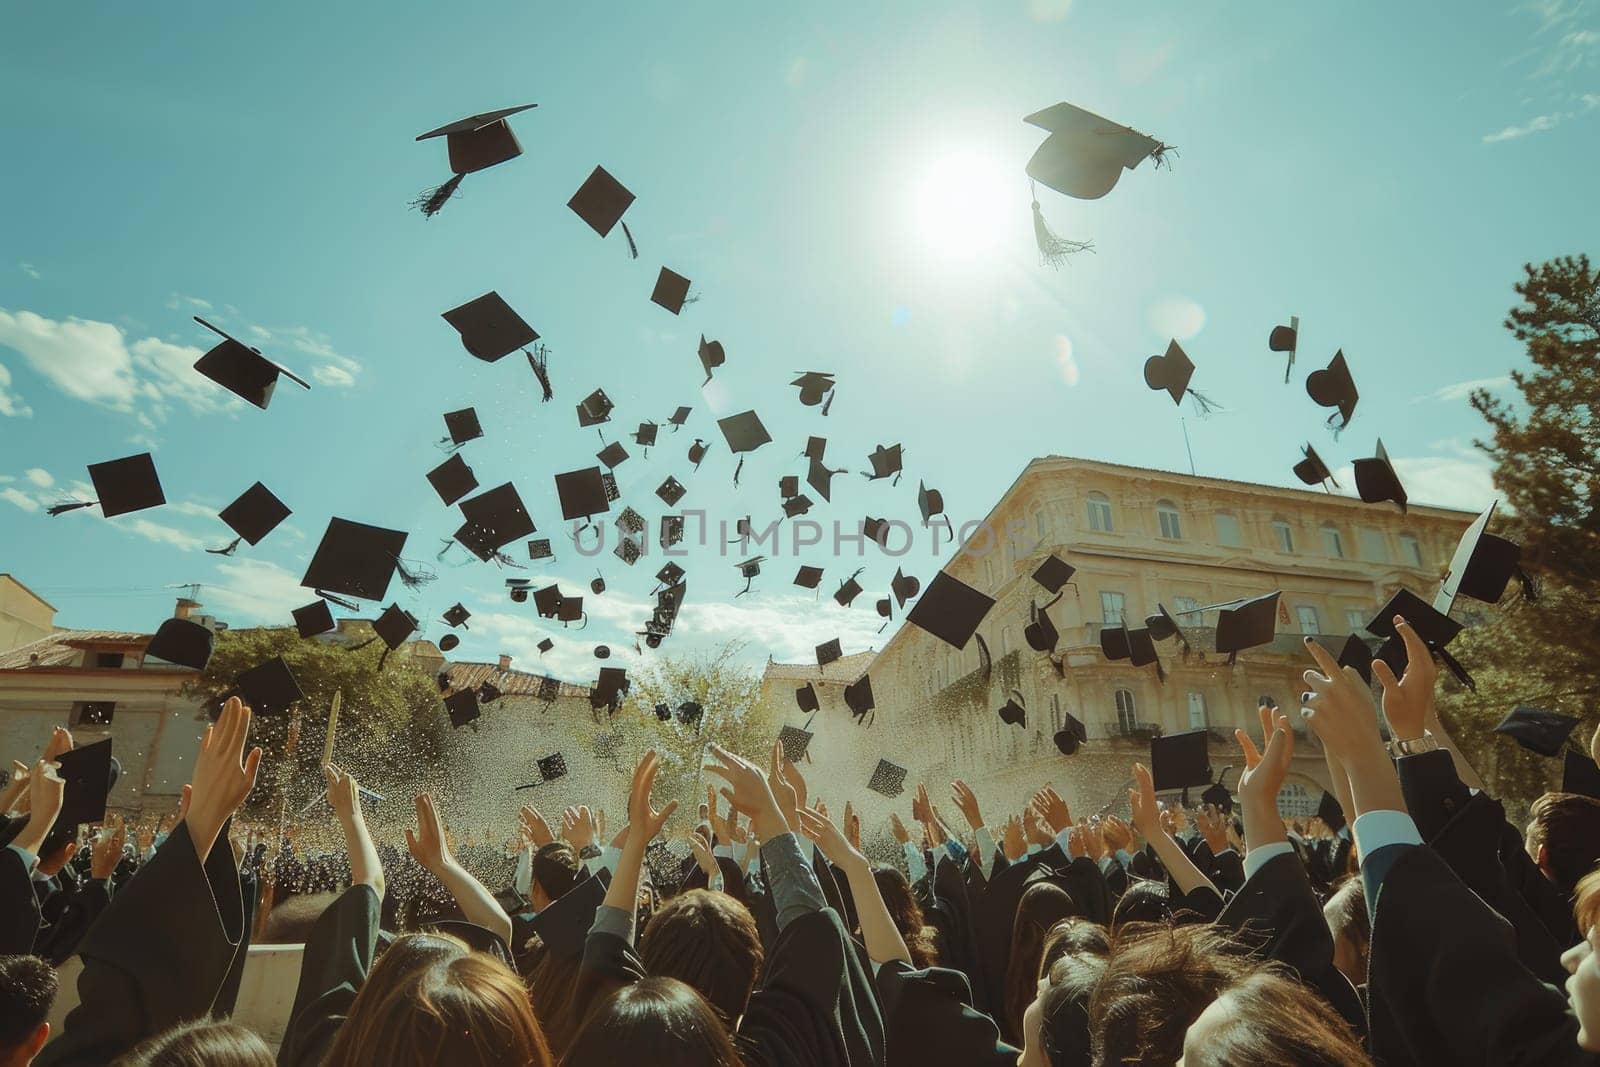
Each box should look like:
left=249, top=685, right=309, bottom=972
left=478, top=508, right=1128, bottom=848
left=1321, top=527, right=1344, bottom=558
left=1296, top=605, right=1322, bottom=634
left=1215, top=513, right=1243, bottom=547
left=1101, top=591, right=1126, bottom=624
left=1359, top=528, right=1388, bottom=562
left=1088, top=497, right=1114, bottom=532
left=1345, top=608, right=1367, bottom=633
left=1400, top=534, right=1424, bottom=568
left=1272, top=521, right=1294, bottom=553
left=94, top=652, right=125, bottom=669
left=1158, top=509, right=1182, bottom=539
left=70, top=701, right=115, bottom=726
left=1035, top=508, right=1049, bottom=551
left=1187, top=691, right=1208, bottom=729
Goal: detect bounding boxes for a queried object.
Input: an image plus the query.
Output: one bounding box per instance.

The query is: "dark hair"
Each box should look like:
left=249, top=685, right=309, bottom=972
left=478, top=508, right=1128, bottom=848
left=1089, top=922, right=1255, bottom=1066
left=1039, top=916, right=1109, bottom=976
left=564, top=977, right=743, bottom=1066
left=525, top=941, right=584, bottom=1058
left=639, top=889, right=763, bottom=1028
left=1179, top=969, right=1373, bottom=1066
left=115, top=1020, right=274, bottom=1066
left=531, top=842, right=581, bottom=902
left=872, top=866, right=939, bottom=968
left=1527, top=792, right=1600, bottom=896
left=1003, top=881, right=1078, bottom=1044
left=262, top=890, right=340, bottom=944
left=1110, top=878, right=1171, bottom=930
left=0, top=953, right=57, bottom=1051
left=1036, top=944, right=1107, bottom=1067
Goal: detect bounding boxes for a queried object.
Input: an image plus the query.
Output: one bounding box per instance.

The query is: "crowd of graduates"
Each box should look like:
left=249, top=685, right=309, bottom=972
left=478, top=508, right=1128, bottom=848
left=5, top=614, right=1600, bottom=1066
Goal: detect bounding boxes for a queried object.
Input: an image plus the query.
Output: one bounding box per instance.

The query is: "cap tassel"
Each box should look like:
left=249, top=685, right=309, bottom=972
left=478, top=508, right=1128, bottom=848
left=393, top=557, right=437, bottom=590
left=490, top=550, right=525, bottom=570
left=346, top=636, right=378, bottom=653
left=1150, top=142, right=1179, bottom=170
left=526, top=346, right=553, bottom=402
left=975, top=633, right=992, bottom=685
left=1437, top=646, right=1476, bottom=692
left=621, top=221, right=639, bottom=260
left=413, top=173, right=466, bottom=218
left=1517, top=568, right=1539, bottom=602
left=1326, top=412, right=1350, bottom=438
left=733, top=457, right=745, bottom=487
left=376, top=646, right=393, bottom=671
left=821, top=390, right=835, bottom=417
left=1031, top=198, right=1094, bottom=268
left=47, top=499, right=96, bottom=516
left=1186, top=389, right=1222, bottom=416
left=437, top=435, right=464, bottom=454
left=206, top=536, right=243, bottom=557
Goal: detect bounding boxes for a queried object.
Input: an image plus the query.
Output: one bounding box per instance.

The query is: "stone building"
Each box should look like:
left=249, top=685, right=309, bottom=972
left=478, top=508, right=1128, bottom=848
left=0, top=573, right=56, bottom=652
left=761, top=456, right=1474, bottom=829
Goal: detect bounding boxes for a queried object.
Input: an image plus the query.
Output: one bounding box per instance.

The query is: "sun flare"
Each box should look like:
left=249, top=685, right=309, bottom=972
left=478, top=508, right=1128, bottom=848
left=912, top=151, right=1014, bottom=262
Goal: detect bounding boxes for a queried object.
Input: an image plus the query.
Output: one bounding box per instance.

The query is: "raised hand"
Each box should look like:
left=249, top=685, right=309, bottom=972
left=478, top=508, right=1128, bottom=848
left=889, top=811, right=911, bottom=845
left=1196, top=805, right=1230, bottom=854
left=1032, top=785, right=1072, bottom=833
left=43, top=725, right=74, bottom=763
left=951, top=779, right=985, bottom=830
left=798, top=804, right=862, bottom=869
left=705, top=744, right=781, bottom=839
left=1080, top=819, right=1106, bottom=861
left=1128, top=763, right=1163, bottom=841
left=626, top=750, right=679, bottom=844
left=324, top=762, right=360, bottom=821
left=1371, top=616, right=1437, bottom=741
left=185, top=697, right=263, bottom=863
left=1023, top=805, right=1052, bottom=848
left=518, top=804, right=555, bottom=849
left=405, top=792, right=454, bottom=874
left=690, top=827, right=717, bottom=878
left=911, top=783, right=933, bottom=827
left=843, top=801, right=861, bottom=852
left=781, top=754, right=809, bottom=813
left=1236, top=712, right=1294, bottom=813
left=1303, top=637, right=1406, bottom=818
left=1101, top=814, right=1133, bottom=852
left=1001, top=814, right=1025, bottom=862
left=768, top=744, right=800, bottom=832
left=91, top=815, right=126, bottom=880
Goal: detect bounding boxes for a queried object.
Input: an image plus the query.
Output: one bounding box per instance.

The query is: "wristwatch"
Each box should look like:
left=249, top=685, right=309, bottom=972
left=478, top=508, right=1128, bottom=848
left=1388, top=731, right=1440, bottom=758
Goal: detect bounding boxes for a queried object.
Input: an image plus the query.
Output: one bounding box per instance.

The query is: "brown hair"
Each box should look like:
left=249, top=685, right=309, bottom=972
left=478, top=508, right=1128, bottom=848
left=0, top=953, right=57, bottom=1053
left=1039, top=916, right=1109, bottom=976
left=116, top=1020, right=274, bottom=1066
left=1088, top=922, right=1255, bottom=1065
left=324, top=932, right=552, bottom=1067
left=563, top=977, right=743, bottom=1066
left=1527, top=792, right=1600, bottom=896
left=531, top=842, right=581, bottom=902
left=872, top=865, right=940, bottom=968
left=1322, top=877, right=1370, bottom=985
left=262, top=891, right=340, bottom=944
left=525, top=941, right=584, bottom=1058
left=1035, top=942, right=1108, bottom=1066
left=639, top=889, right=763, bottom=1028
left=1002, top=881, right=1078, bottom=1044
left=1179, top=969, right=1373, bottom=1066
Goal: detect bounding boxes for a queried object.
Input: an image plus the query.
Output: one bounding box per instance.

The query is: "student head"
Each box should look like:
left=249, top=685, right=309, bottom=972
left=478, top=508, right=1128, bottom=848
left=262, top=891, right=340, bottom=944
left=529, top=842, right=581, bottom=912
left=524, top=943, right=583, bottom=1059
left=1110, top=878, right=1171, bottom=929
left=1526, top=792, right=1600, bottom=898
left=324, top=931, right=552, bottom=1067
left=116, top=1020, right=274, bottom=1066
left=1564, top=866, right=1600, bottom=1051
left=871, top=865, right=938, bottom=969
left=639, top=888, right=763, bottom=1028
left=564, top=977, right=743, bottom=1067
left=1177, top=969, right=1372, bottom=1066
left=1322, top=878, right=1370, bottom=988
left=0, top=954, right=56, bottom=1067
left=1018, top=933, right=1107, bottom=1067
left=1004, top=881, right=1079, bottom=1042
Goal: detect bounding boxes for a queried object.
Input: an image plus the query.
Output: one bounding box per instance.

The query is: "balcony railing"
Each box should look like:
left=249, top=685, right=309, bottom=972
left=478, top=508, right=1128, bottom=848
left=1100, top=720, right=1163, bottom=741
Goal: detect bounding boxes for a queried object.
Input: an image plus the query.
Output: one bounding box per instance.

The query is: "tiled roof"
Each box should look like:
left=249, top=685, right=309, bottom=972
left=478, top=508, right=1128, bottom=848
left=0, top=630, right=150, bottom=670
left=442, top=661, right=590, bottom=699
left=761, top=650, right=876, bottom=683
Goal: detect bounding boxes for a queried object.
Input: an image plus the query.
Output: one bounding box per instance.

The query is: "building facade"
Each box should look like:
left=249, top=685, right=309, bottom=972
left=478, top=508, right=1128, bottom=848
left=0, top=574, right=56, bottom=653
left=762, top=457, right=1474, bottom=828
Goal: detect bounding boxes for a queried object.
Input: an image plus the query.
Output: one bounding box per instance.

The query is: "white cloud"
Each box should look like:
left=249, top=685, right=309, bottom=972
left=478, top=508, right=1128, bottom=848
left=18, top=263, right=39, bottom=280
left=204, top=558, right=311, bottom=624
left=165, top=293, right=213, bottom=312
left=1053, top=334, right=1080, bottom=387
left=1333, top=449, right=1499, bottom=512
left=0, top=363, right=29, bottom=417
left=312, top=363, right=355, bottom=387
left=0, top=309, right=140, bottom=410
left=23, top=468, right=52, bottom=487
left=165, top=500, right=218, bottom=520
left=1, top=487, right=39, bottom=512
left=123, top=517, right=206, bottom=552
left=677, top=594, right=886, bottom=664
left=1147, top=296, right=1206, bottom=341
left=1483, top=113, right=1562, bottom=141
left=1027, top=0, right=1073, bottom=21
left=1412, top=375, right=1512, bottom=404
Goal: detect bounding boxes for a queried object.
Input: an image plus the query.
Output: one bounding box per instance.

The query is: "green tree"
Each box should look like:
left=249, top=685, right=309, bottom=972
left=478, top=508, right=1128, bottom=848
left=183, top=627, right=445, bottom=819
left=1438, top=255, right=1600, bottom=802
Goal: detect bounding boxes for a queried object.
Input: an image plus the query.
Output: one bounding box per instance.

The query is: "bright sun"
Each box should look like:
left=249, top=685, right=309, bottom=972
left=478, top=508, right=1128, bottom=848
left=912, top=151, right=1014, bottom=261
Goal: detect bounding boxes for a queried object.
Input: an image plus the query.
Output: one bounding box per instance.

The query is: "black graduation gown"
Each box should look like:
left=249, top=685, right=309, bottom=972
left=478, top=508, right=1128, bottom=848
left=0, top=841, right=43, bottom=955
left=679, top=854, right=753, bottom=907
left=875, top=958, right=1016, bottom=1067
left=920, top=850, right=988, bottom=1013
left=973, top=844, right=1074, bottom=1026
left=1497, top=816, right=1579, bottom=949
left=36, top=823, right=245, bottom=1067
left=214, top=866, right=260, bottom=1017
left=1209, top=847, right=1246, bottom=895
left=276, top=883, right=380, bottom=1067
left=1367, top=844, right=1600, bottom=1066
left=37, top=875, right=113, bottom=965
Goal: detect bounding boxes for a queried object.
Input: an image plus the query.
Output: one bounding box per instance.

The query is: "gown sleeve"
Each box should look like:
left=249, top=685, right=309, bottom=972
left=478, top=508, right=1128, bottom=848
left=275, top=883, right=380, bottom=1067
left=874, top=958, right=1015, bottom=1067
left=1, top=845, right=42, bottom=955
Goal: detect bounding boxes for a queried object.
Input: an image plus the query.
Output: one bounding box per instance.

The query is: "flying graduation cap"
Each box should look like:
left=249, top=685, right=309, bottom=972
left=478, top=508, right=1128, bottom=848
left=413, top=103, right=537, bottom=217
left=1143, top=340, right=1218, bottom=414
left=1268, top=316, right=1298, bottom=383
left=428, top=454, right=479, bottom=507
left=834, top=569, right=865, bottom=608
left=191, top=317, right=311, bottom=409
left=292, top=599, right=336, bottom=639
left=1144, top=603, right=1192, bottom=657
left=717, top=411, right=772, bottom=486
left=441, top=408, right=484, bottom=450
left=735, top=555, right=768, bottom=596
left=794, top=565, right=824, bottom=590
left=862, top=444, right=904, bottom=485
left=918, top=481, right=953, bottom=536
left=1494, top=705, right=1580, bottom=758
left=1101, top=622, right=1164, bottom=682
left=442, top=292, right=539, bottom=364
left=1292, top=444, right=1337, bottom=491
left=651, top=268, right=692, bottom=315
left=209, top=482, right=291, bottom=556
left=779, top=725, right=814, bottom=763
left=844, top=675, right=876, bottom=724
left=1024, top=594, right=1063, bottom=653
left=145, top=617, right=214, bottom=670
left=791, top=371, right=836, bottom=408
left=907, top=571, right=995, bottom=650
left=868, top=757, right=906, bottom=797
left=688, top=438, right=710, bottom=470
left=301, top=518, right=409, bottom=605
left=1367, top=588, right=1473, bottom=690
left=1305, top=350, right=1359, bottom=433
left=48, top=453, right=165, bottom=518
left=1210, top=591, right=1281, bottom=664
left=1435, top=500, right=1536, bottom=614
left=568, top=165, right=636, bottom=251
left=669, top=405, right=692, bottom=430
left=1033, top=554, right=1076, bottom=594
left=796, top=682, right=820, bottom=713
left=698, top=337, right=726, bottom=384
left=1151, top=729, right=1212, bottom=794
left=1054, top=711, right=1088, bottom=756
left=455, top=482, right=536, bottom=561
left=998, top=689, right=1027, bottom=728
left=1353, top=440, right=1407, bottom=513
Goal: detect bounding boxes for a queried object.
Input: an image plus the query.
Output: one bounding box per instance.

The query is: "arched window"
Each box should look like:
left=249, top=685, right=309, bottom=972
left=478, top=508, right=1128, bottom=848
left=1156, top=499, right=1183, bottom=539
left=1087, top=492, right=1114, bottom=532
left=1271, top=519, right=1294, bottom=553
left=1115, top=688, right=1138, bottom=732
left=1320, top=523, right=1344, bottom=559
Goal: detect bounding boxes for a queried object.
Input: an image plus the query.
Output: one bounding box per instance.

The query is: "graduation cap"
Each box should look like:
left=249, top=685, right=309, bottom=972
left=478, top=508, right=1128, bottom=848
left=779, top=474, right=800, bottom=500
left=1144, top=604, right=1192, bottom=656
left=207, top=481, right=290, bottom=555
left=1316, top=791, right=1347, bottom=835
left=445, top=688, right=481, bottom=728
left=807, top=456, right=844, bottom=502
left=594, top=645, right=611, bottom=659
left=427, top=453, right=479, bottom=507
left=1103, top=624, right=1164, bottom=682
left=187, top=317, right=314, bottom=413
left=441, top=292, right=539, bottom=363
left=782, top=494, right=813, bottom=519
left=795, top=565, right=823, bottom=590
left=531, top=583, right=563, bottom=616
left=372, top=603, right=418, bottom=651
left=833, top=571, right=865, bottom=608
left=862, top=516, right=889, bottom=546
left=528, top=538, right=554, bottom=561
left=49, top=453, right=166, bottom=518
left=634, top=421, right=659, bottom=449
left=1353, top=439, right=1407, bottom=513
left=442, top=408, right=483, bottom=448
left=891, top=569, right=920, bottom=607
left=918, top=481, right=953, bottom=535
left=659, top=515, right=685, bottom=549
left=292, top=599, right=336, bottom=639
left=1435, top=501, right=1534, bottom=614
left=1151, top=729, right=1212, bottom=793
left=1025, top=101, right=1170, bottom=200
left=686, top=437, right=710, bottom=471
left=906, top=571, right=996, bottom=650
left=1054, top=711, right=1087, bottom=756
left=653, top=702, right=672, bottom=721
left=652, top=268, right=691, bottom=314
left=657, top=561, right=686, bottom=586
left=791, top=371, right=835, bottom=407
left=698, top=336, right=725, bottom=384
left=456, top=482, right=536, bottom=561
left=438, top=634, right=460, bottom=653
left=1368, top=588, right=1473, bottom=690
left=816, top=637, right=843, bottom=667
left=1292, top=444, right=1337, bottom=491
left=1201, top=776, right=1234, bottom=816
left=144, top=617, right=214, bottom=670
left=1143, top=340, right=1218, bottom=414
left=875, top=596, right=894, bottom=629
left=656, top=476, right=687, bottom=506
left=234, top=656, right=304, bottom=716
left=779, top=725, right=814, bottom=763
left=718, top=411, right=772, bottom=484
left=555, top=467, right=612, bottom=524
left=1033, top=554, right=1076, bottom=594
left=577, top=388, right=614, bottom=429
left=868, top=757, right=907, bottom=798
left=1210, top=591, right=1281, bottom=662
left=668, top=405, right=692, bottom=430
left=1336, top=633, right=1375, bottom=685
left=558, top=595, right=586, bottom=626
left=1268, top=316, right=1298, bottom=383
left=1563, top=749, right=1600, bottom=800
left=506, top=578, right=533, bottom=604
left=1305, top=350, right=1359, bottom=431
left=796, top=683, right=820, bottom=713
left=1494, top=705, right=1580, bottom=758
left=844, top=675, right=875, bottom=723
left=676, top=701, right=704, bottom=728
left=412, top=103, right=536, bottom=216
left=302, top=518, right=408, bottom=603
left=537, top=674, right=560, bottom=700
left=736, top=555, right=768, bottom=596
left=862, top=444, right=904, bottom=484
left=1025, top=595, right=1062, bottom=653
left=567, top=165, right=635, bottom=238
left=537, top=753, right=569, bottom=783
left=595, top=441, right=629, bottom=470
left=54, top=738, right=115, bottom=829
left=998, top=689, right=1027, bottom=728
left=590, top=667, right=629, bottom=712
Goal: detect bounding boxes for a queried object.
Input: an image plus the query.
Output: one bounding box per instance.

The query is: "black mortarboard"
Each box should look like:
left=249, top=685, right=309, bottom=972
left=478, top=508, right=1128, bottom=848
left=559, top=595, right=585, bottom=625
left=1563, top=750, right=1600, bottom=800
left=807, top=456, right=842, bottom=501
left=698, top=336, right=725, bottom=384
left=669, top=405, right=692, bottom=427
left=718, top=411, right=772, bottom=454
left=54, top=738, right=114, bottom=828
left=998, top=689, right=1027, bottom=728
left=413, top=103, right=536, bottom=210
left=427, top=454, right=479, bottom=507
left=217, top=482, right=290, bottom=547
left=816, top=638, right=843, bottom=666
left=844, top=675, right=875, bottom=720
left=834, top=572, right=864, bottom=607
left=615, top=507, right=647, bottom=536
left=1268, top=316, right=1298, bottom=381
left=75, top=702, right=114, bottom=726
left=191, top=317, right=310, bottom=409
left=876, top=596, right=893, bottom=622
left=779, top=474, right=800, bottom=499
left=1033, top=554, right=1076, bottom=594
left=796, top=683, right=819, bottom=713
left=906, top=571, right=995, bottom=650
left=1436, top=501, right=1528, bottom=614
left=51, top=453, right=166, bottom=519
left=144, top=617, right=213, bottom=670
left=1054, top=712, right=1087, bottom=756
left=445, top=688, right=480, bottom=728
left=1144, top=604, right=1188, bottom=649
left=634, top=421, right=659, bottom=449
left=654, top=702, right=671, bottom=721
left=1151, top=729, right=1212, bottom=792
left=507, top=578, right=532, bottom=604
left=442, top=603, right=471, bottom=629
left=1292, top=444, right=1337, bottom=490
left=1024, top=101, right=1167, bottom=200
left=656, top=476, right=687, bottom=506
left=1143, top=340, right=1195, bottom=406
left=523, top=867, right=606, bottom=960
left=803, top=436, right=828, bottom=461
left=594, top=645, right=611, bottom=659
left=1353, top=439, right=1407, bottom=513
left=1125, top=627, right=1161, bottom=671
left=591, top=666, right=628, bottom=711
left=862, top=516, right=889, bottom=546
left=293, top=600, right=335, bottom=639
left=1100, top=622, right=1133, bottom=661
left=373, top=603, right=418, bottom=650
left=657, top=561, right=686, bottom=586
left=1201, top=780, right=1233, bottom=816
left=688, top=438, right=710, bottom=469
left=917, top=480, right=950, bottom=530
left=567, top=165, right=634, bottom=237
left=1025, top=598, right=1061, bottom=652
left=1337, top=633, right=1374, bottom=684
left=1306, top=350, right=1359, bottom=429
left=555, top=467, right=611, bottom=521
left=537, top=674, right=559, bottom=700
left=652, top=268, right=691, bottom=314
left=443, top=408, right=483, bottom=447
left=863, top=444, right=904, bottom=482
left=439, top=634, right=459, bottom=652
left=791, top=371, right=835, bottom=407
left=659, top=514, right=685, bottom=549
left=537, top=638, right=554, bottom=654
left=1316, top=791, right=1347, bottom=834
left=442, top=292, right=538, bottom=363
left=234, top=656, right=304, bottom=715
left=532, top=584, right=562, bottom=617
left=795, top=565, right=823, bottom=589
left=1366, top=588, right=1462, bottom=649
left=676, top=701, right=704, bottom=727
left=302, top=518, right=408, bottom=603
left=779, top=725, right=814, bottom=763
left=783, top=495, right=812, bottom=519
left=868, top=757, right=907, bottom=798
left=577, top=388, right=614, bottom=428
left=528, top=538, right=553, bottom=561
left=539, top=753, right=569, bottom=782
left=1212, top=591, right=1281, bottom=657
left=456, top=482, right=536, bottom=561
left=891, top=568, right=920, bottom=607
left=1494, top=705, right=1579, bottom=758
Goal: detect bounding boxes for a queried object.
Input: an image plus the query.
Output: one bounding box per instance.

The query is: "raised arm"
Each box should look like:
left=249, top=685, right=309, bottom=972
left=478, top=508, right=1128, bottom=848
left=1128, top=762, right=1218, bottom=899
left=599, top=750, right=679, bottom=936
left=325, top=763, right=382, bottom=898
left=800, top=804, right=912, bottom=965
left=405, top=792, right=509, bottom=944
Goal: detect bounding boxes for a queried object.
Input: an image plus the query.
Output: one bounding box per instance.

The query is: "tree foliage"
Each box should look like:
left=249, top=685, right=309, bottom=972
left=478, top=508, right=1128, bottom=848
left=1438, top=255, right=1600, bottom=802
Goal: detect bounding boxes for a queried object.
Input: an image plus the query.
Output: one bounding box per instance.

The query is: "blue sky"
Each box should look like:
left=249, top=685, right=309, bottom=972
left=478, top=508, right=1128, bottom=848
left=2, top=0, right=1597, bottom=681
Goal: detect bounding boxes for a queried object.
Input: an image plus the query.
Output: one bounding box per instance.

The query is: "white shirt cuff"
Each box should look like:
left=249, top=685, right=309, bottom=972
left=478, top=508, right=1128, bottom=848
left=713, top=844, right=734, bottom=859
left=1243, top=841, right=1294, bottom=880
left=1352, top=810, right=1423, bottom=856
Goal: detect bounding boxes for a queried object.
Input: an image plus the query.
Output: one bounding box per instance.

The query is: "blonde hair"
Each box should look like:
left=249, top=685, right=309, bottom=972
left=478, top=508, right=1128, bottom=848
left=1574, top=865, right=1600, bottom=935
